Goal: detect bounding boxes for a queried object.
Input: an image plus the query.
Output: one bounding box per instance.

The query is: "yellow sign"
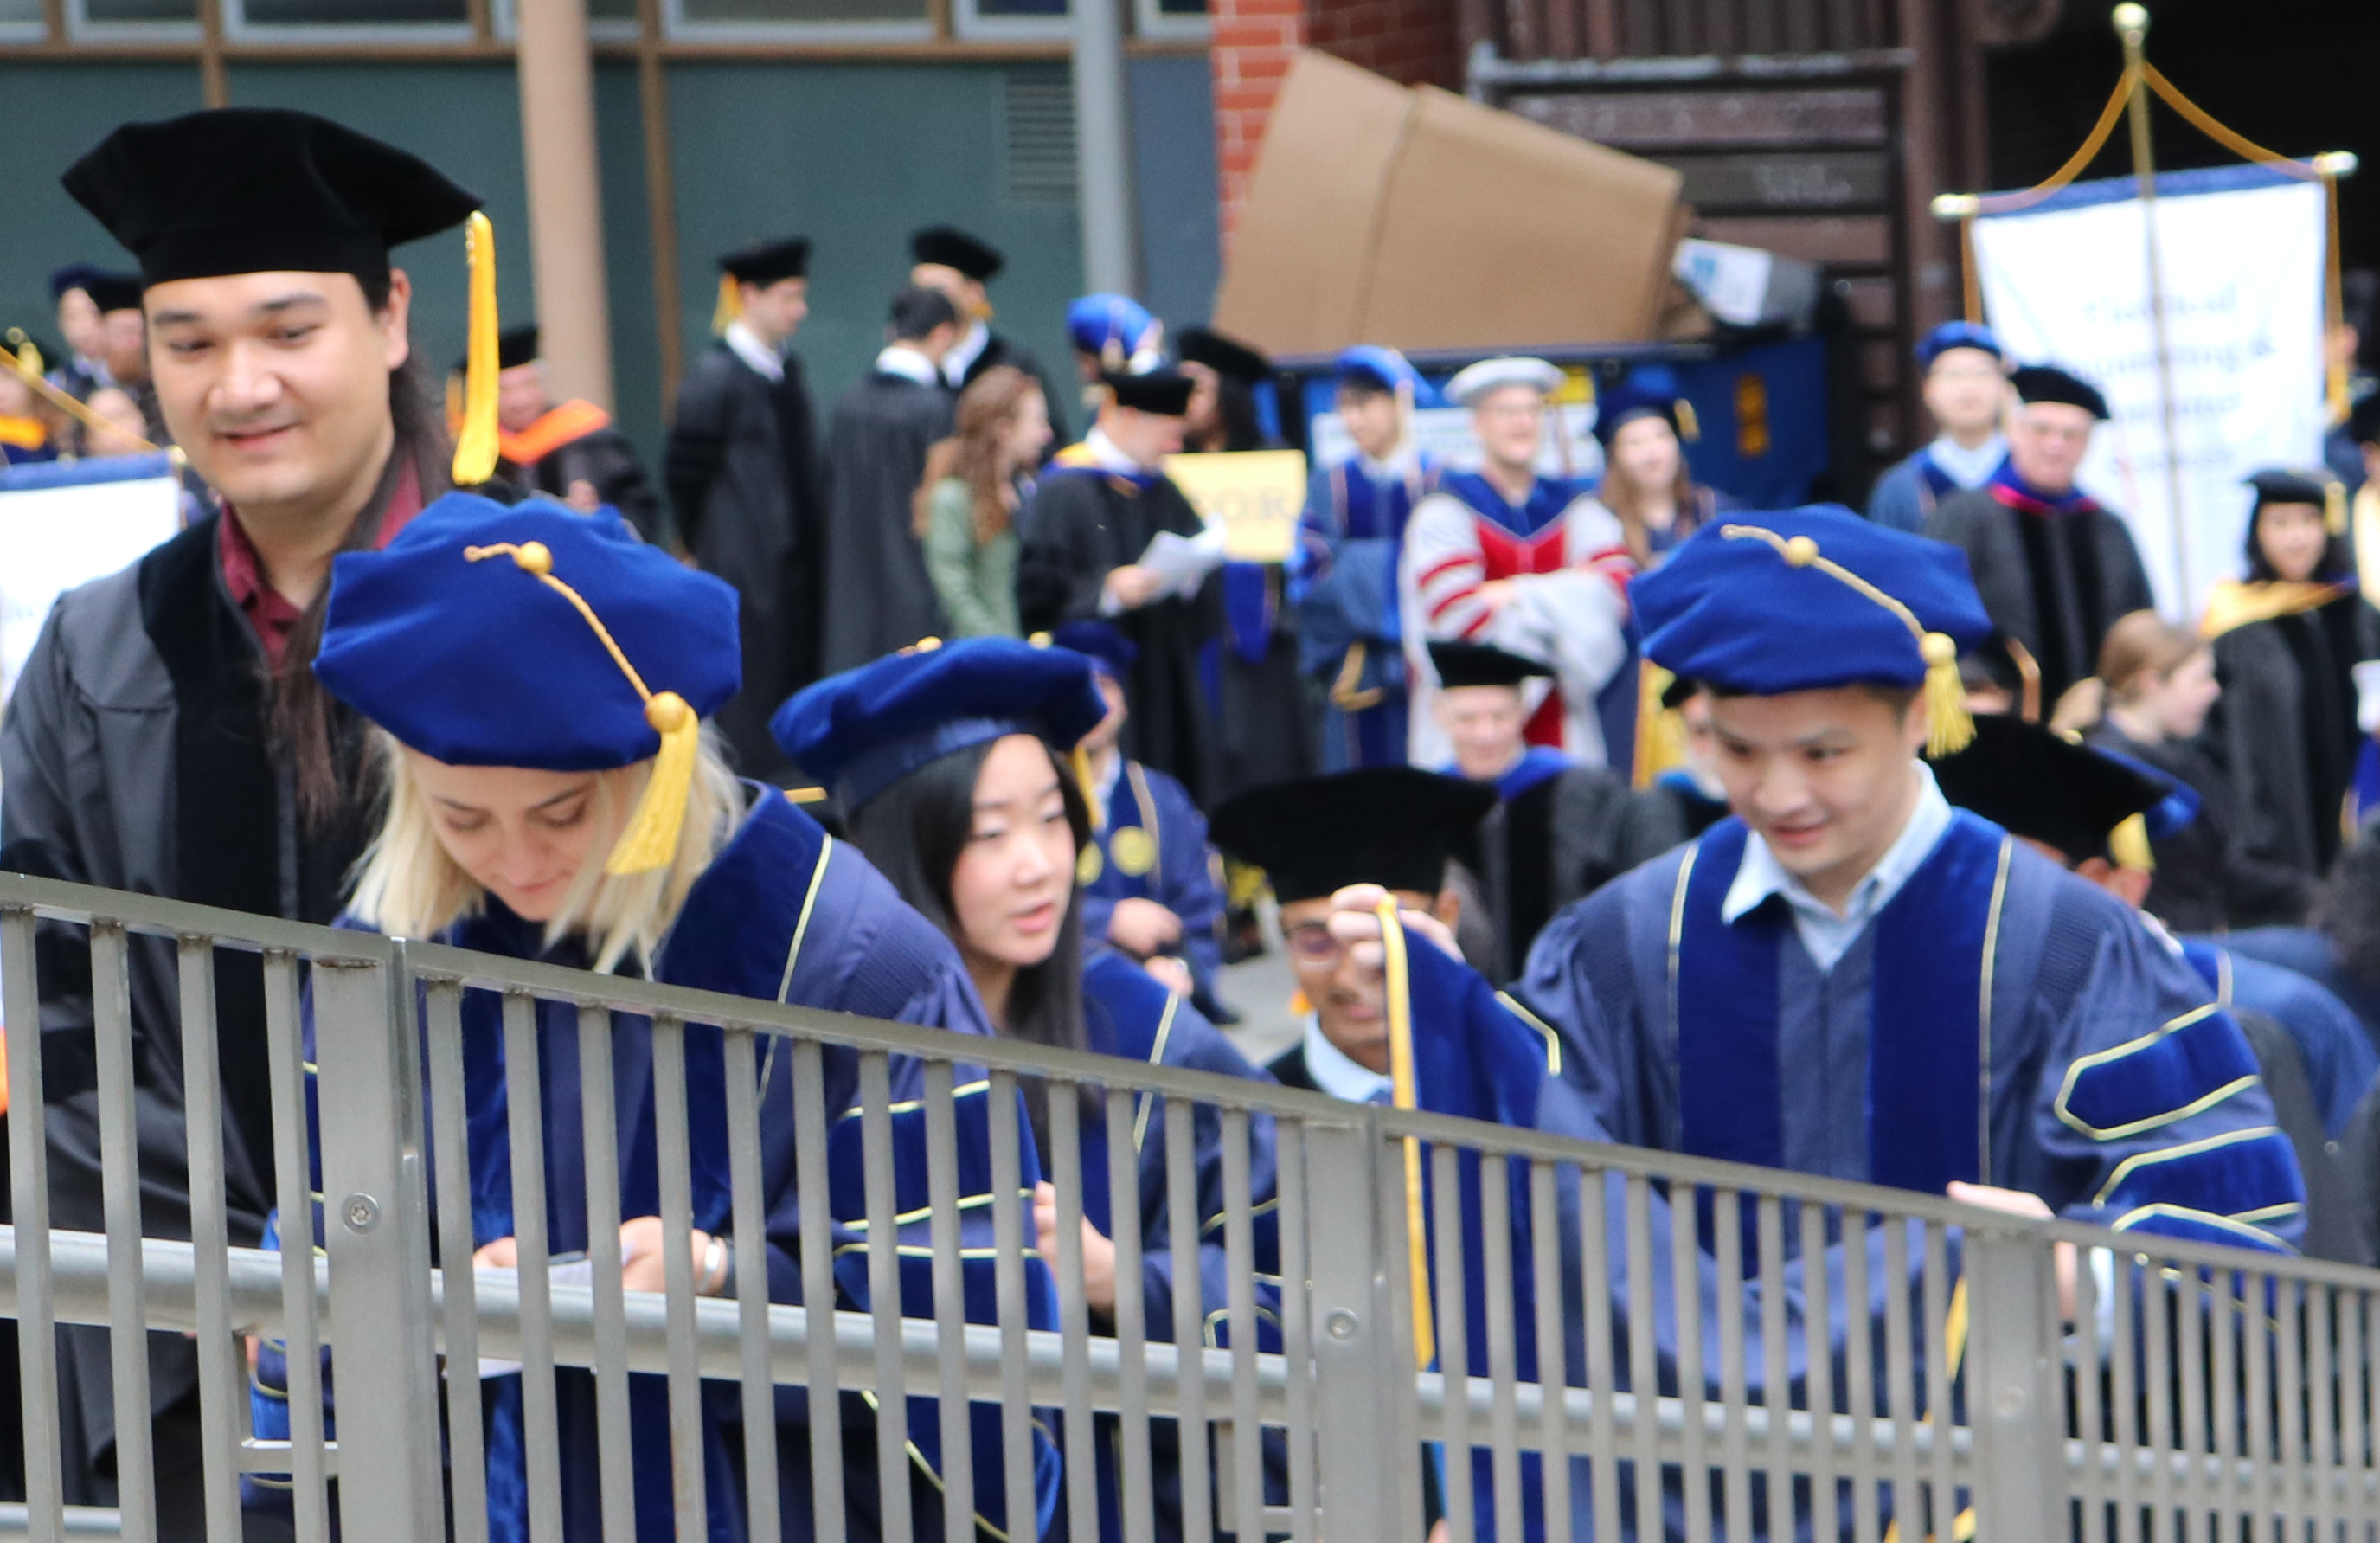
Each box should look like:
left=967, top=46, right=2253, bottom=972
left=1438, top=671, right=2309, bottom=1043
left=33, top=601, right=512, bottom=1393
left=1161, top=449, right=1307, bottom=564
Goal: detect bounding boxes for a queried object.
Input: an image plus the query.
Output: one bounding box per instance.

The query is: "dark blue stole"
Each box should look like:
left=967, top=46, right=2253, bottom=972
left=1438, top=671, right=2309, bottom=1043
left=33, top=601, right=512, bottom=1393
left=1675, top=813, right=2011, bottom=1197
left=1333, top=453, right=1433, bottom=543
left=1439, top=469, right=1580, bottom=538
left=1087, top=763, right=1159, bottom=904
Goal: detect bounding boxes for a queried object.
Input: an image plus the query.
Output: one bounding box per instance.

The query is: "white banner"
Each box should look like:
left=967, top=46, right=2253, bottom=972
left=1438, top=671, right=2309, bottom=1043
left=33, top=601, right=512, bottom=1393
left=1972, top=165, right=2327, bottom=618
left=0, top=464, right=182, bottom=706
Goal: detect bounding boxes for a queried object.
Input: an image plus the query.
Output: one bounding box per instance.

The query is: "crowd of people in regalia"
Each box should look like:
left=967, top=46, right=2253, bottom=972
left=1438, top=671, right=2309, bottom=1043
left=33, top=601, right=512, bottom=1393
left=12, top=101, right=2380, bottom=1543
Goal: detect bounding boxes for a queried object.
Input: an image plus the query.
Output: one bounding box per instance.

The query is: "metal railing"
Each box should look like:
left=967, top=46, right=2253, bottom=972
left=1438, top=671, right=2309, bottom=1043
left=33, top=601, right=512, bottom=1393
left=2, top=869, right=2379, bottom=1542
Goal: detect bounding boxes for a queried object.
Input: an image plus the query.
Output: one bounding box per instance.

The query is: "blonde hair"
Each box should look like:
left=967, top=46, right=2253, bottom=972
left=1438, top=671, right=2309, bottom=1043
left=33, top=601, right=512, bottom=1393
left=346, top=726, right=745, bottom=974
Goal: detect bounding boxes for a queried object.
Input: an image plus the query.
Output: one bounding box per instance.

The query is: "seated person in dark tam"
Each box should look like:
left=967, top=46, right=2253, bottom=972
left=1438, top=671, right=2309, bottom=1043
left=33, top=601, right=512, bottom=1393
left=1933, top=712, right=2362, bottom=1258
left=475, top=324, right=664, bottom=539
left=1926, top=363, right=2154, bottom=707
left=1053, top=620, right=1233, bottom=1020
left=1427, top=640, right=1684, bottom=979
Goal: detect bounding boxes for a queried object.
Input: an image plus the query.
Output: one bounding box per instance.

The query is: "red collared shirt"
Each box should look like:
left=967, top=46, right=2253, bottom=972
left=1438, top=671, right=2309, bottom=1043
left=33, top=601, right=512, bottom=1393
left=219, top=460, right=425, bottom=668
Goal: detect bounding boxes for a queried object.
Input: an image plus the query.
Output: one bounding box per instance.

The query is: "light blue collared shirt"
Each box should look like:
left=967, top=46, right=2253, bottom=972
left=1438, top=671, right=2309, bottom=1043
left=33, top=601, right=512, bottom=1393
left=1925, top=432, right=2006, bottom=491
left=1721, top=762, right=1954, bottom=972
left=1300, top=1014, right=1393, bottom=1104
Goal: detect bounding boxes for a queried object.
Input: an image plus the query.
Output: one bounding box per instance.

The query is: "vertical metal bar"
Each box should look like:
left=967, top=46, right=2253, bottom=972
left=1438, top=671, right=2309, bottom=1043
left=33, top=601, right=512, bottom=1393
left=1842, top=1208, right=1876, bottom=1543
left=92, top=923, right=156, bottom=1543
left=2141, top=1240, right=2173, bottom=1543
left=1757, top=1196, right=1790, bottom=1543
left=921, top=1060, right=974, bottom=1543
left=985, top=1068, right=1031, bottom=1537
left=1303, top=1119, right=1394, bottom=1543
left=1222, top=1105, right=1263, bottom=1543
left=265, top=953, right=329, bottom=1543
left=1166, top=1096, right=1211, bottom=1543
left=1375, top=1121, right=1427, bottom=1543
left=1581, top=1167, right=1620, bottom=1543
left=2305, top=1283, right=2337, bottom=1543
left=2276, top=1275, right=2307, bottom=1543
left=1480, top=1154, right=1521, bottom=1543
left=1965, top=1226, right=2060, bottom=1540
left=174, top=937, right=239, bottom=1543
left=722, top=1025, right=777, bottom=1543
left=1433, top=1143, right=1473, bottom=1543
left=1531, top=1161, right=1572, bottom=1543
left=501, top=992, right=566, bottom=1543
left=2214, top=1260, right=2242, bottom=1533
left=3, top=908, right=61, bottom=1540
left=1105, top=1087, right=1155, bottom=1543
left=2348, top=1291, right=2375, bottom=1536
left=576, top=1006, right=633, bottom=1543
left=1274, top=1120, right=1314, bottom=1543
left=1881, top=1218, right=1921, bottom=1543
left=1623, top=1174, right=1661, bottom=1540
left=425, top=981, right=487, bottom=1543
left=1670, top=1179, right=1710, bottom=1543
left=1716, top=1189, right=1751, bottom=1543
left=792, top=1040, right=843, bottom=1535
left=860, top=1052, right=912, bottom=1543
left=2175, top=1249, right=2207, bottom=1539
left=2109, top=1239, right=2142, bottom=1543
left=312, top=955, right=439, bottom=1543
left=1049, top=1083, right=1097, bottom=1543
left=2069, top=1238, right=2106, bottom=1543
left=1798, top=1202, right=1837, bottom=1543
left=649, top=1017, right=706, bottom=1542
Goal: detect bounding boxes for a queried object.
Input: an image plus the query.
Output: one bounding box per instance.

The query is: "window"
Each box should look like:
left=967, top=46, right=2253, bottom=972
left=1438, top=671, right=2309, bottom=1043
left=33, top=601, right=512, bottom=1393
left=221, top=0, right=473, bottom=39
left=666, top=0, right=930, bottom=42
left=1132, top=0, right=1203, bottom=41
left=70, top=0, right=199, bottom=35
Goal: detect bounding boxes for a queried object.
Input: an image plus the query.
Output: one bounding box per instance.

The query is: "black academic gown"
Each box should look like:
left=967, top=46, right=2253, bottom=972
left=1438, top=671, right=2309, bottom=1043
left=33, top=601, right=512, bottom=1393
left=504, top=419, right=665, bottom=544
left=1928, top=477, right=2156, bottom=705
left=1017, top=469, right=1222, bottom=807
left=666, top=344, right=826, bottom=780
left=2084, top=720, right=2313, bottom=931
left=2208, top=586, right=2380, bottom=877
left=959, top=332, right=1071, bottom=448
left=819, top=371, right=954, bottom=675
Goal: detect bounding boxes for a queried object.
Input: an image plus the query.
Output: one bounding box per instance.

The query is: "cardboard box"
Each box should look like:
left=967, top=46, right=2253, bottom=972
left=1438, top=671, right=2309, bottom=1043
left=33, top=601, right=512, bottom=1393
left=1214, top=51, right=1689, bottom=354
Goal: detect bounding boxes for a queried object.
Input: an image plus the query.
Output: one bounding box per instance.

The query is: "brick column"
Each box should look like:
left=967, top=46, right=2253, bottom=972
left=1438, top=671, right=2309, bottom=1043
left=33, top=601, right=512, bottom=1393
left=1209, top=0, right=1308, bottom=246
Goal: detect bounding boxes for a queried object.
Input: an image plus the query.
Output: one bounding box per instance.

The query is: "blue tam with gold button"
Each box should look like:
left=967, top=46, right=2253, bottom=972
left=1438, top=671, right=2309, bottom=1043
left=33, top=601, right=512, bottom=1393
left=773, top=637, right=1108, bottom=813
left=1633, top=505, right=1993, bottom=758
left=1049, top=620, right=1138, bottom=682
left=315, top=491, right=741, bottom=872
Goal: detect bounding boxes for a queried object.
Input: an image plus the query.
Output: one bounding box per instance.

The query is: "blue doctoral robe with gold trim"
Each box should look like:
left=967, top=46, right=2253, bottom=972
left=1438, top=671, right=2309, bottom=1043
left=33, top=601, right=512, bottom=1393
left=1295, top=451, right=1440, bottom=769
left=1078, top=762, right=1225, bottom=1004
left=249, top=785, right=1063, bottom=1543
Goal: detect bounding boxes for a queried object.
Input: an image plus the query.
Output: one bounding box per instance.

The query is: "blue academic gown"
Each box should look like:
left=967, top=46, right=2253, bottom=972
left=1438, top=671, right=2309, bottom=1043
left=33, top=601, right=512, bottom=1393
left=1863, top=443, right=2005, bottom=535
left=1441, top=744, right=1574, bottom=803
left=1295, top=452, right=1439, bottom=769
left=1079, top=761, right=1225, bottom=1006
left=249, top=786, right=1063, bottom=1543
left=1063, top=949, right=1284, bottom=1543
left=2181, top=937, right=2379, bottom=1138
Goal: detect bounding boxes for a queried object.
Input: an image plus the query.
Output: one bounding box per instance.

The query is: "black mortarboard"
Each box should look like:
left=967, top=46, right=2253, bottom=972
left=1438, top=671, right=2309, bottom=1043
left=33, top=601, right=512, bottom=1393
left=81, top=273, right=145, bottom=315
left=1102, top=368, right=1195, bottom=416
left=1209, top=768, right=1496, bottom=903
left=2244, top=467, right=2333, bottom=510
left=2350, top=392, right=2380, bottom=449
left=2011, top=364, right=2110, bottom=421
left=1427, top=641, right=1549, bottom=691
left=909, top=225, right=1004, bottom=282
left=49, top=263, right=110, bottom=301
left=497, top=325, right=540, bottom=372
left=718, top=238, right=810, bottom=286
left=1176, top=326, right=1269, bottom=387
left=1928, top=714, right=2162, bottom=863
left=63, top=108, right=482, bottom=288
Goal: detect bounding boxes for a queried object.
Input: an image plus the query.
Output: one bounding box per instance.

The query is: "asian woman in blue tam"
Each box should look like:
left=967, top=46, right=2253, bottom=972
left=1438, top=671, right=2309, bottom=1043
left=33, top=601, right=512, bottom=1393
left=262, top=492, right=1064, bottom=1543
left=773, top=635, right=1284, bottom=1543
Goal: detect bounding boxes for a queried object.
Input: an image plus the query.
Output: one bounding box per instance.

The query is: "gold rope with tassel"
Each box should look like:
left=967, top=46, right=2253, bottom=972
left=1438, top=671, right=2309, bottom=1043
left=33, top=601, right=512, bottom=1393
left=1377, top=894, right=1435, bottom=1372
left=712, top=273, right=743, bottom=337
left=1720, top=525, right=1975, bottom=759
left=463, top=540, right=697, bottom=875
left=2109, top=813, right=2155, bottom=874
left=1632, top=659, right=1688, bottom=789
left=452, top=212, right=501, bottom=487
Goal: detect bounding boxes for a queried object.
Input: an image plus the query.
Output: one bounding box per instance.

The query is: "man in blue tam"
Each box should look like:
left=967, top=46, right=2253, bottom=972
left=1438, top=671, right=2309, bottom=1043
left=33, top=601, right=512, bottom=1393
left=1052, top=620, right=1233, bottom=1021
left=1514, top=504, right=2303, bottom=1253
left=1295, top=345, right=1443, bottom=769
left=1864, top=321, right=2012, bottom=534
left=254, top=492, right=1065, bottom=1543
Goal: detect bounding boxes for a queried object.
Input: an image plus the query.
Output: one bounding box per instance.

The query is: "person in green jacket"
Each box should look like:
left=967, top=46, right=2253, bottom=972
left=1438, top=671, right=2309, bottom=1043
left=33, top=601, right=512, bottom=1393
left=917, top=363, right=1052, bottom=638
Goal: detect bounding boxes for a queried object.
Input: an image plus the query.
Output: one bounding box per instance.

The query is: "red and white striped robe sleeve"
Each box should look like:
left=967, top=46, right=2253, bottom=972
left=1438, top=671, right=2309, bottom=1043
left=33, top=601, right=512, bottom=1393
left=1400, top=492, right=1493, bottom=642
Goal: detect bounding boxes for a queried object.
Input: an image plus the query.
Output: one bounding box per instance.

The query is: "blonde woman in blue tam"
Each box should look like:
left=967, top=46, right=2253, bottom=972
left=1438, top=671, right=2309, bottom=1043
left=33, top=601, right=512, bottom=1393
left=248, top=492, right=1063, bottom=1543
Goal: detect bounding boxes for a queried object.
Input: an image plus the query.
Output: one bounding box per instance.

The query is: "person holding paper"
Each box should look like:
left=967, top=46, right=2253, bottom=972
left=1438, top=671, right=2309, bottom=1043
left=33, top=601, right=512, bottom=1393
left=1864, top=322, right=2013, bottom=535
left=1400, top=355, right=1634, bottom=769
left=1017, top=364, right=1220, bottom=805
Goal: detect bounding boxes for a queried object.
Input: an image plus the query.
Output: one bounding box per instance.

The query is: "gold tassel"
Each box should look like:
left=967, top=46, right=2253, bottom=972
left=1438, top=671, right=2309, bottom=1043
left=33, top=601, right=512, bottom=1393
left=451, top=211, right=501, bottom=488
left=2328, top=480, right=2350, bottom=538
left=1071, top=744, right=1106, bottom=832
left=2109, top=813, right=2155, bottom=874
left=607, top=693, right=697, bottom=875
left=712, top=273, right=742, bottom=336
left=1674, top=399, right=1701, bottom=442
left=444, top=369, right=465, bottom=439
left=1376, top=894, right=1435, bottom=1373
left=1921, top=633, right=1975, bottom=759
left=1633, top=659, right=1688, bottom=789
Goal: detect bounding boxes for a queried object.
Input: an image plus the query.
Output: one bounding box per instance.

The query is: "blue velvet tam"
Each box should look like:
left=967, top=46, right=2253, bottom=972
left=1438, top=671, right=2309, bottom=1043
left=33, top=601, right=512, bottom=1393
left=1916, top=320, right=2005, bottom=370
left=1335, top=345, right=1440, bottom=407
left=772, top=638, right=1108, bottom=813
left=1066, top=293, right=1161, bottom=370
left=1049, top=620, right=1139, bottom=680
left=1591, top=367, right=1694, bottom=447
left=1445, top=356, right=1561, bottom=408
left=314, top=492, right=741, bottom=771
left=1634, top=505, right=1992, bottom=755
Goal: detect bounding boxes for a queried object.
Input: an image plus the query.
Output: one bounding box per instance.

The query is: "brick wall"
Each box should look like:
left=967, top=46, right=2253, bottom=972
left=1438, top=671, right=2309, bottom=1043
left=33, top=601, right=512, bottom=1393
left=1207, top=0, right=1459, bottom=244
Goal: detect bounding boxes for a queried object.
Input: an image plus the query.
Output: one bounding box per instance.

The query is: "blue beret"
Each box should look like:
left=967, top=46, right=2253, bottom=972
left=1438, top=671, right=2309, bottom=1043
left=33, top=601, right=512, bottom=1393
left=1635, top=505, right=1992, bottom=699
left=315, top=492, right=741, bottom=770
left=1334, top=345, right=1440, bottom=407
left=1915, top=321, right=2005, bottom=369
left=1049, top=620, right=1138, bottom=679
left=1066, top=294, right=1159, bottom=368
left=772, top=638, right=1108, bottom=812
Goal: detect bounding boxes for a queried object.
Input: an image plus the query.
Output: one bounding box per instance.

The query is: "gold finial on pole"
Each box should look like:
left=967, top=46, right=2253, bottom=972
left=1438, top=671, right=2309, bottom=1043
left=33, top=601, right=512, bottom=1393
left=2112, top=3, right=2147, bottom=41
left=2114, top=1, right=2195, bottom=607
left=1930, top=193, right=1981, bottom=221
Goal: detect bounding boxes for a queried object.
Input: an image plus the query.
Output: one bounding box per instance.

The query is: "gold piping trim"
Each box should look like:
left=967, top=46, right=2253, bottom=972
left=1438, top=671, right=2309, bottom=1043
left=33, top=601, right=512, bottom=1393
left=838, top=1187, right=1036, bottom=1233
left=1200, top=1195, right=1279, bottom=1239
left=2092, top=1124, right=2286, bottom=1208
left=2052, top=1002, right=2239, bottom=1139
left=854, top=1387, right=1027, bottom=1542
left=2229, top=1202, right=2306, bottom=1225
left=1126, top=762, right=1162, bottom=872
left=1496, top=992, right=1562, bottom=1077
left=2215, top=948, right=2234, bottom=1011
left=2110, top=1201, right=2293, bottom=1251
left=776, top=838, right=835, bottom=1006
left=1978, top=838, right=2011, bottom=1181
left=836, top=1080, right=994, bottom=1121
left=1132, top=990, right=1182, bottom=1155
left=1666, top=845, right=1699, bottom=1055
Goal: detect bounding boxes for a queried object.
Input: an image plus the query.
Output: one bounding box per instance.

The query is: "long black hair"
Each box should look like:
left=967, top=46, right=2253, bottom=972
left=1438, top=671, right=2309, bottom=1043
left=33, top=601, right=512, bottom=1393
left=2243, top=497, right=2352, bottom=584
left=845, top=736, right=1096, bottom=1145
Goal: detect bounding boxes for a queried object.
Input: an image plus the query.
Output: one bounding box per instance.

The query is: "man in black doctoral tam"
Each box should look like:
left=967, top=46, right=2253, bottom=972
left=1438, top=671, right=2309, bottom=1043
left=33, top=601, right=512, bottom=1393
left=1926, top=363, right=2155, bottom=705
left=1017, top=366, right=1225, bottom=804
left=4, top=106, right=484, bottom=1529
left=908, top=222, right=1071, bottom=445
left=476, top=323, right=664, bottom=539
left=664, top=235, right=824, bottom=777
